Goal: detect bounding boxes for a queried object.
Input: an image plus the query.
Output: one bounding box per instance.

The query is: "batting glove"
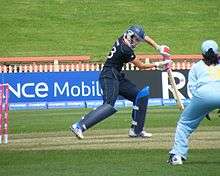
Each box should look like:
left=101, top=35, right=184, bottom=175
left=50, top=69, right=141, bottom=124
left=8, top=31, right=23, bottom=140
left=153, top=60, right=172, bottom=70
left=156, top=45, right=170, bottom=56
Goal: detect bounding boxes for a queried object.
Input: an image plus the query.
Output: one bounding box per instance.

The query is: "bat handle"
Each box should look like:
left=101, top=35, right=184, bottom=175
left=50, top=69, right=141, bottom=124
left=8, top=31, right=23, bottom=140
left=163, top=56, right=172, bottom=70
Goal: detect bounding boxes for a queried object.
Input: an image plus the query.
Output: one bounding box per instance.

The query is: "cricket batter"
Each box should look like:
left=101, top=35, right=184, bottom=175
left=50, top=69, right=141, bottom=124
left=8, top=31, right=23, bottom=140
left=70, top=25, right=170, bottom=139
left=168, top=40, right=220, bottom=165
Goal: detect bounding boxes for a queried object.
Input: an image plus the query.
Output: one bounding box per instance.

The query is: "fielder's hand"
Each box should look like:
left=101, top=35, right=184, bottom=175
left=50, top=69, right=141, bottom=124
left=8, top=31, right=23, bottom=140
left=154, top=60, right=172, bottom=70
left=157, top=45, right=170, bottom=57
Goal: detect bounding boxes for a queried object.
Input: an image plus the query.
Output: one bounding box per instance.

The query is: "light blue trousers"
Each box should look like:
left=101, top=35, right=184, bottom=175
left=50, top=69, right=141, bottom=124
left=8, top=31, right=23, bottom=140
left=169, top=83, right=220, bottom=159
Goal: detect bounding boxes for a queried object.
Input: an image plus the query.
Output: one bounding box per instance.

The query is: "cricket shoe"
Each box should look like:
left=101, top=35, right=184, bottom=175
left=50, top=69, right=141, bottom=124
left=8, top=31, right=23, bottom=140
left=70, top=123, right=84, bottom=139
left=129, top=128, right=152, bottom=138
left=167, top=154, right=183, bottom=165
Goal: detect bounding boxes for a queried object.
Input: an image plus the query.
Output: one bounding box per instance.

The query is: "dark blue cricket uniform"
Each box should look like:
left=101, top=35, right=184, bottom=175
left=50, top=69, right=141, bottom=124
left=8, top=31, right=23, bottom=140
left=71, top=26, right=150, bottom=136
left=99, top=36, right=140, bottom=106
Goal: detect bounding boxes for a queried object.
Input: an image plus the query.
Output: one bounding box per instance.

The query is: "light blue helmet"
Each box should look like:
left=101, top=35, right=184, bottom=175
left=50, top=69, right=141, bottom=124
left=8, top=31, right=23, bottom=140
left=201, top=40, right=218, bottom=55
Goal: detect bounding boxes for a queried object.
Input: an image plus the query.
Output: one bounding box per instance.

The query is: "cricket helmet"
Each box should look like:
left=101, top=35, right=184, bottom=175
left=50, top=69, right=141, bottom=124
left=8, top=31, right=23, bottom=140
left=123, top=25, right=145, bottom=48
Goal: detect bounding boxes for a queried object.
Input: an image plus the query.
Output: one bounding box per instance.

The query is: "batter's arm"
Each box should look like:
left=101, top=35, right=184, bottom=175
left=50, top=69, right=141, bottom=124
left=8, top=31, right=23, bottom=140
left=132, top=57, right=156, bottom=70
left=144, top=36, right=160, bottom=50
left=131, top=57, right=171, bottom=70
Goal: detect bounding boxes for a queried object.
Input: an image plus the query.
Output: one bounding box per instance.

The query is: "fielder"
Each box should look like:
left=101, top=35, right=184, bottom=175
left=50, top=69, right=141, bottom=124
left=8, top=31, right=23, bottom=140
left=70, top=25, right=170, bottom=139
left=168, top=40, right=220, bottom=165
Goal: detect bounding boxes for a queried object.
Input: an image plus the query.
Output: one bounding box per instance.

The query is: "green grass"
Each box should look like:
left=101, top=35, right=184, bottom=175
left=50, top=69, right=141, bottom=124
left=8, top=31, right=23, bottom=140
left=0, top=150, right=220, bottom=176
left=0, top=106, right=220, bottom=175
left=0, top=0, right=220, bottom=59
left=9, top=106, right=220, bottom=133
left=0, top=107, right=220, bottom=176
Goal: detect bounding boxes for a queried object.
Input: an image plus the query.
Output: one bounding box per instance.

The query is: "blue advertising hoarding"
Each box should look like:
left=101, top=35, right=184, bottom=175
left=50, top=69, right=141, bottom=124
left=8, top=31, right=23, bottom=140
left=1, top=71, right=102, bottom=103
left=0, top=70, right=190, bottom=110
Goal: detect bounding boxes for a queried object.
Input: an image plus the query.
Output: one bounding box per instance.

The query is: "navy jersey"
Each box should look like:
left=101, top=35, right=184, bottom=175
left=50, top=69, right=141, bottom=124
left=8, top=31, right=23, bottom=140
left=103, top=36, right=136, bottom=72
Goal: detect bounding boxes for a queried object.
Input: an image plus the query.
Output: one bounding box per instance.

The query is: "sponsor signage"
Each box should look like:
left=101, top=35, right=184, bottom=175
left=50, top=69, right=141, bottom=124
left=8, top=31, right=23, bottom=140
left=1, top=70, right=191, bottom=109
left=1, top=71, right=102, bottom=102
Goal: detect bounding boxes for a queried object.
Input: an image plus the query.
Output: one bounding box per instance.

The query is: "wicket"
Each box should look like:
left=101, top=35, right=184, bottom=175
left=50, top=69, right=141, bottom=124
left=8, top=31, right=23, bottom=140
left=0, top=83, right=9, bottom=144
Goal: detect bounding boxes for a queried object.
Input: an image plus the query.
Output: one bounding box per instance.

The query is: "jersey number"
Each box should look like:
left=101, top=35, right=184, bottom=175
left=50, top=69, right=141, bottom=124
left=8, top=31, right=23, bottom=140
left=107, top=40, right=119, bottom=59
left=107, top=46, right=116, bottom=59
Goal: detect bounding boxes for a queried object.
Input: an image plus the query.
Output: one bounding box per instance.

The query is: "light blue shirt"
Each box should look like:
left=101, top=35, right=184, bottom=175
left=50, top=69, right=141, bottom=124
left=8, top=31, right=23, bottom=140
left=188, top=60, right=220, bottom=96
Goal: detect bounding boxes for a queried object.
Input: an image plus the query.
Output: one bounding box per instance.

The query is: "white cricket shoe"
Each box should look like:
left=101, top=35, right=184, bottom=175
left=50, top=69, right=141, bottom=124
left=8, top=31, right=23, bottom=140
left=70, top=123, right=84, bottom=139
left=167, top=154, right=183, bottom=165
left=129, top=128, right=152, bottom=138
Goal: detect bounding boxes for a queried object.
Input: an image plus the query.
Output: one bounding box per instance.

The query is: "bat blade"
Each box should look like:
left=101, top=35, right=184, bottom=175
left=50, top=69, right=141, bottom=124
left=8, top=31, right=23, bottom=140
left=167, top=69, right=184, bottom=111
left=163, top=55, right=184, bottom=111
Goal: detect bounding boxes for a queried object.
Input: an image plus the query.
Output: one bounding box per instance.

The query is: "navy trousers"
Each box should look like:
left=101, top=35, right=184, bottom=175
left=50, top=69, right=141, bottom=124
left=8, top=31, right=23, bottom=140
left=99, top=67, right=139, bottom=106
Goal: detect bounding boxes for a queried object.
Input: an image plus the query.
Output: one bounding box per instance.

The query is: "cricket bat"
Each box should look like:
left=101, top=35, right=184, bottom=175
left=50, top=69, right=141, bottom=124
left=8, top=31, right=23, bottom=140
left=163, top=55, right=184, bottom=111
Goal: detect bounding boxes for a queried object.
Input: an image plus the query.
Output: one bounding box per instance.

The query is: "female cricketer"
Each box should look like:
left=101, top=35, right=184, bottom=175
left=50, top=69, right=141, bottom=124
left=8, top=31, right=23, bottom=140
left=168, top=40, right=220, bottom=165
left=70, top=25, right=171, bottom=139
